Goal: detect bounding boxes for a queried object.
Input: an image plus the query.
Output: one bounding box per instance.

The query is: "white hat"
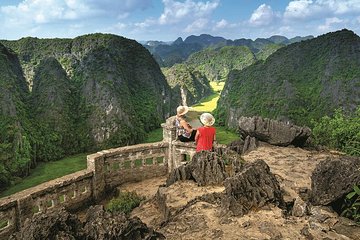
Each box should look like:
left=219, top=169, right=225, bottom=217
left=177, top=106, right=189, bottom=116
left=200, top=113, right=215, bottom=126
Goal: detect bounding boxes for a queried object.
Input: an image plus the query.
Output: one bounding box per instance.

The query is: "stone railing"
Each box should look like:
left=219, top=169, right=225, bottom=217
left=0, top=116, right=197, bottom=239
left=0, top=141, right=171, bottom=239
left=0, top=169, right=93, bottom=239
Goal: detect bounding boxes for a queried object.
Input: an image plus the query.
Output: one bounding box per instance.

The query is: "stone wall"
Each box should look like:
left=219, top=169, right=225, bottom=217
left=0, top=116, right=196, bottom=239
left=0, top=141, right=175, bottom=239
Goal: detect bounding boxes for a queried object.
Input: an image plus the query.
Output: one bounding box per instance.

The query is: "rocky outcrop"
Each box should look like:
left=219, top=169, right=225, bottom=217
left=311, top=155, right=360, bottom=205
left=221, top=159, right=284, bottom=216
left=83, top=205, right=165, bottom=240
left=238, top=116, right=311, bottom=147
left=166, top=151, right=228, bottom=186
left=227, top=136, right=259, bottom=155
left=10, top=206, right=165, bottom=240
left=9, top=208, right=84, bottom=240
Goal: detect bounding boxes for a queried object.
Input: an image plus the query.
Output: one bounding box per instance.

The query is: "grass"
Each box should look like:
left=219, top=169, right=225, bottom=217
left=0, top=154, right=87, bottom=198
left=216, top=126, right=240, bottom=145
left=191, top=81, right=224, bottom=112
left=143, top=128, right=163, bottom=143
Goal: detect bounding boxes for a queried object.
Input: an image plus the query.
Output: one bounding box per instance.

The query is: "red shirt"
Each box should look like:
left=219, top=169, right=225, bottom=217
left=196, top=126, right=216, bottom=152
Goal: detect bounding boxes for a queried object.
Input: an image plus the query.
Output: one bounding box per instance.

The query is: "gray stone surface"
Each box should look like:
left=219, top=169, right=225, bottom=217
left=311, top=155, right=360, bottom=205
left=242, top=135, right=258, bottom=154
left=166, top=151, right=228, bottom=186
left=10, top=206, right=165, bottom=240
left=222, top=159, right=284, bottom=216
left=238, top=116, right=311, bottom=147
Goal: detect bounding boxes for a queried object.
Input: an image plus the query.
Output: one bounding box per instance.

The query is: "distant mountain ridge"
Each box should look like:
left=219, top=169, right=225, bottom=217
left=215, top=29, right=360, bottom=128
left=144, top=33, right=314, bottom=67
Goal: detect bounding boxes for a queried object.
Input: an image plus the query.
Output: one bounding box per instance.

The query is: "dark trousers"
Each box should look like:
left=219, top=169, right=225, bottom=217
left=178, top=130, right=197, bottom=142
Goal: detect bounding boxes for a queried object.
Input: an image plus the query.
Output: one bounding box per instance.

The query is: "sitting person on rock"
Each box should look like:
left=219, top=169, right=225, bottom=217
left=175, top=105, right=197, bottom=142
left=195, top=113, right=216, bottom=152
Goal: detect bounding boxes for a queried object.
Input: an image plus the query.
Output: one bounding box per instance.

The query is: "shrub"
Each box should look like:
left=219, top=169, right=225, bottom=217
left=341, top=185, right=360, bottom=223
left=105, top=191, right=145, bottom=214
left=312, top=107, right=360, bottom=156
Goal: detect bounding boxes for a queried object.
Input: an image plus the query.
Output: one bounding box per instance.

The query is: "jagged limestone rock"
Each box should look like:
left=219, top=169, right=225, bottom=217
left=166, top=151, right=228, bottom=187
left=10, top=206, right=164, bottom=240
left=83, top=205, right=165, bottom=240
left=221, top=159, right=284, bottom=216
left=242, top=135, right=258, bottom=154
left=238, top=116, right=311, bottom=147
left=9, top=208, right=84, bottom=240
left=227, top=139, right=245, bottom=155
left=311, top=155, right=360, bottom=205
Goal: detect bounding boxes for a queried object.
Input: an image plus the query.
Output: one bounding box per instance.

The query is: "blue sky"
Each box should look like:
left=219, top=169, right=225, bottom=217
left=0, top=0, right=359, bottom=41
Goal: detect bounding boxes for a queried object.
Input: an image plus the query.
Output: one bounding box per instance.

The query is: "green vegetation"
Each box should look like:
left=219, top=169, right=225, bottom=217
left=106, top=191, right=145, bottom=214
left=163, top=63, right=213, bottom=106
left=215, top=126, right=240, bottom=145
left=341, top=185, right=360, bottom=223
left=0, top=33, right=171, bottom=191
left=216, top=29, right=360, bottom=128
left=312, top=107, right=360, bottom=156
left=0, top=219, right=8, bottom=229
left=0, top=153, right=87, bottom=197
left=192, top=82, right=224, bottom=112
left=144, top=128, right=163, bottom=143
left=186, top=46, right=256, bottom=82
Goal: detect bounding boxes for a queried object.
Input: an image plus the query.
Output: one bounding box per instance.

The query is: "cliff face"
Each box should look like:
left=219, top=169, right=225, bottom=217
left=0, top=43, right=31, bottom=190
left=186, top=46, right=257, bottom=82
left=216, top=29, right=360, bottom=127
left=163, top=64, right=212, bottom=106
left=30, top=57, right=75, bottom=162
left=0, top=34, right=173, bottom=189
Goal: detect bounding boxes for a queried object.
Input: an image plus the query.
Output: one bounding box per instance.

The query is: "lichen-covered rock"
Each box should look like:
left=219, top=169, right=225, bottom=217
left=166, top=151, right=228, bottom=186
left=238, top=116, right=311, bottom=147
left=189, top=151, right=228, bottom=186
left=242, top=135, right=258, bottom=154
left=222, top=159, right=284, bottom=216
left=311, top=155, right=360, bottom=205
left=227, top=139, right=244, bottom=154
left=84, top=205, right=165, bottom=240
left=10, top=208, right=84, bottom=240
left=10, top=206, right=165, bottom=240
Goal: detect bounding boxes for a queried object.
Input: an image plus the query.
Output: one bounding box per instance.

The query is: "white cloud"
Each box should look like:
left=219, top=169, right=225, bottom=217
left=215, top=19, right=228, bottom=29
left=284, top=0, right=315, bottom=19
left=318, top=17, right=344, bottom=31
left=284, top=0, right=360, bottom=20
left=249, top=4, right=278, bottom=26
left=184, top=18, right=209, bottom=33
left=159, top=0, right=219, bottom=25
left=0, top=0, right=153, bottom=26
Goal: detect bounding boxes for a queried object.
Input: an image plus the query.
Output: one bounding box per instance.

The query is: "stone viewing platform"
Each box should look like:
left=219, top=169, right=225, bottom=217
left=0, top=116, right=195, bottom=239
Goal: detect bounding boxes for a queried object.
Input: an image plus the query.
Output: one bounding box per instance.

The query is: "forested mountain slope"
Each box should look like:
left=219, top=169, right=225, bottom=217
left=215, top=29, right=360, bottom=127
left=163, top=64, right=213, bottom=106
left=0, top=34, right=174, bottom=190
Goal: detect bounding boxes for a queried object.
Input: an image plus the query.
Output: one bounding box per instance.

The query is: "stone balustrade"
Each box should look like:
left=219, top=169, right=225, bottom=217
left=0, top=116, right=197, bottom=239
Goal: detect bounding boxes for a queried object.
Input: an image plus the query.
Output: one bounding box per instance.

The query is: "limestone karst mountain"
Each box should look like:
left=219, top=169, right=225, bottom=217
left=0, top=43, right=31, bottom=190
left=216, top=29, right=360, bottom=127
left=186, top=45, right=257, bottom=82
left=0, top=34, right=174, bottom=190
left=162, top=63, right=213, bottom=106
